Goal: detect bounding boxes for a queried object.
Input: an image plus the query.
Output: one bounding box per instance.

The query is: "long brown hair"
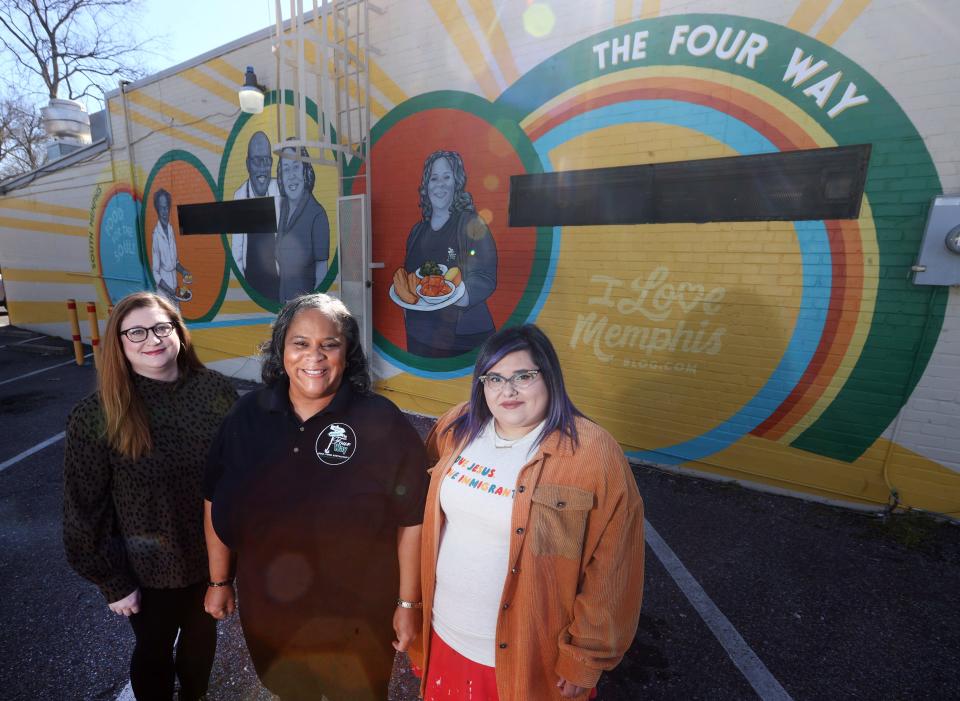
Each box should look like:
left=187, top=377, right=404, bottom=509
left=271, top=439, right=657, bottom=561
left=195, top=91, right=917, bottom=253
left=99, top=292, right=204, bottom=459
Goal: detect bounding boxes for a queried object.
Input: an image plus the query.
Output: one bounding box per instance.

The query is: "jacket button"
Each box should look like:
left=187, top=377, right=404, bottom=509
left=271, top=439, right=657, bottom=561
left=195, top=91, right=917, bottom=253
left=499, top=643, right=508, bottom=649
left=556, top=501, right=566, bottom=508
left=293, top=447, right=299, bottom=453
left=511, top=567, right=519, bottom=574
left=515, top=527, right=524, bottom=535
left=299, top=426, right=304, bottom=432
left=517, top=485, right=526, bottom=493
left=503, top=602, right=510, bottom=609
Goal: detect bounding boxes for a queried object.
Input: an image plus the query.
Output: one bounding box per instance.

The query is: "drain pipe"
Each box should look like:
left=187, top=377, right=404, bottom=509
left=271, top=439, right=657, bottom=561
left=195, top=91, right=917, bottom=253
left=119, top=81, right=139, bottom=201
left=118, top=81, right=149, bottom=288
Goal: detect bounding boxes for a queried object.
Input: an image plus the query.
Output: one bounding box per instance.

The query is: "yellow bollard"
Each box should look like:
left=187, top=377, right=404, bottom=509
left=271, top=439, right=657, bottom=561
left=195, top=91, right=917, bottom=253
left=66, top=299, right=84, bottom=366
left=86, top=302, right=101, bottom=368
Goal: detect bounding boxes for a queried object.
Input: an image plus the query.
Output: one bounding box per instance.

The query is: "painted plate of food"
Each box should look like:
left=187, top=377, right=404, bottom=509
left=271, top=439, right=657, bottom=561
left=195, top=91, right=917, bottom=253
left=415, top=261, right=448, bottom=278
left=390, top=262, right=465, bottom=311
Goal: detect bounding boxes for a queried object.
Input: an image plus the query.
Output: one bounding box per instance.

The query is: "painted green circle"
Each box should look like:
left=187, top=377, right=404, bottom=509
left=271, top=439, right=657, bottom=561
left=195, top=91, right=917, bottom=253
left=218, top=89, right=340, bottom=313
left=140, top=149, right=227, bottom=323
left=351, top=90, right=552, bottom=375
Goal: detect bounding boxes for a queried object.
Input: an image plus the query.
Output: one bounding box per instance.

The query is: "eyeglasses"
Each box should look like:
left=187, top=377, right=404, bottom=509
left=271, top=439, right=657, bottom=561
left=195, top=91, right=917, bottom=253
left=478, top=370, right=541, bottom=392
left=120, top=322, right=176, bottom=343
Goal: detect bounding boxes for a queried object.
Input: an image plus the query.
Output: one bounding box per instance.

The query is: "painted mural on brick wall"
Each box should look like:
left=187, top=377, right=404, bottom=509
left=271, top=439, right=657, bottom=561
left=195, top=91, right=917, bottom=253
left=389, top=150, right=498, bottom=358
left=90, top=93, right=339, bottom=323
left=64, top=9, right=956, bottom=512
left=355, top=13, right=954, bottom=510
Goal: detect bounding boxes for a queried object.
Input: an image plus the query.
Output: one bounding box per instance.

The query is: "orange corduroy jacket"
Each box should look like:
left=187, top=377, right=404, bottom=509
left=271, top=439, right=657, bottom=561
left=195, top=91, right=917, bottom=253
left=412, top=404, right=645, bottom=700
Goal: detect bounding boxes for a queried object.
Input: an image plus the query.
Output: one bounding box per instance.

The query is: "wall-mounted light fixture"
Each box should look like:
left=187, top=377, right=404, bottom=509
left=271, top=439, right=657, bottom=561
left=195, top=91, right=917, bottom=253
left=238, top=66, right=265, bottom=114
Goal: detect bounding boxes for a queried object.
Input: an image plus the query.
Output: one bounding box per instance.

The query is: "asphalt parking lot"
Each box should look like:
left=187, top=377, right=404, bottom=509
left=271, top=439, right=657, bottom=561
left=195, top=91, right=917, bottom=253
left=1, top=319, right=959, bottom=700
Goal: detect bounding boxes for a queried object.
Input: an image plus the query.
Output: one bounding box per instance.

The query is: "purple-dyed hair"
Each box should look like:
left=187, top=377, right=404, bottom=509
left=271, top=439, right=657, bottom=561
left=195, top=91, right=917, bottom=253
left=449, top=324, right=586, bottom=449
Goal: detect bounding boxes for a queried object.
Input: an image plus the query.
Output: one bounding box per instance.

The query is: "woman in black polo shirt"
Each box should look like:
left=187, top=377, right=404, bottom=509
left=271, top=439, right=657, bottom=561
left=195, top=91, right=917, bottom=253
left=203, top=293, right=429, bottom=700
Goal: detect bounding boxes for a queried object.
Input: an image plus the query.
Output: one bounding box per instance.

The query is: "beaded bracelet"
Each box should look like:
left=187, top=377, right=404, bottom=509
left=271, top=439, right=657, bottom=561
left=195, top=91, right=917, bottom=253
left=207, top=579, right=233, bottom=587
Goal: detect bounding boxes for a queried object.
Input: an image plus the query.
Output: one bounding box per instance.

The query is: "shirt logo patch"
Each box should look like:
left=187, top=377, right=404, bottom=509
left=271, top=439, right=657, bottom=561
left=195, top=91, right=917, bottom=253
left=315, top=423, right=357, bottom=465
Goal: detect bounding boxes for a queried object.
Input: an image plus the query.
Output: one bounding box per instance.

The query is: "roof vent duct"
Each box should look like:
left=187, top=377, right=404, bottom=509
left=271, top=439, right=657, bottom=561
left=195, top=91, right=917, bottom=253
left=41, top=98, right=92, bottom=161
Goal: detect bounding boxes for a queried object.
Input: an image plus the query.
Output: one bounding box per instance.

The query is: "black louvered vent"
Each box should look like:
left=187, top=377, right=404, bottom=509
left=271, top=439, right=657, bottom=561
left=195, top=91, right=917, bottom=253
left=177, top=197, right=277, bottom=235
left=509, top=144, right=871, bottom=227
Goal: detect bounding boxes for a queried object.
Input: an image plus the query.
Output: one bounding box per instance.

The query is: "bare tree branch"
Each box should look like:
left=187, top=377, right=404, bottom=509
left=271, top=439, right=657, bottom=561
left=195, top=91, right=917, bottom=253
left=0, top=0, right=154, bottom=101
left=0, top=94, right=45, bottom=179
left=0, top=0, right=156, bottom=174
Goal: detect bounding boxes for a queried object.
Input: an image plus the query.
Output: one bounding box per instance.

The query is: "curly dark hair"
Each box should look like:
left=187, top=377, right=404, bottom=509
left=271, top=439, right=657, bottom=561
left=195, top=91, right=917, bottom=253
left=418, top=150, right=475, bottom=220
left=277, top=142, right=317, bottom=195
left=260, top=293, right=371, bottom=393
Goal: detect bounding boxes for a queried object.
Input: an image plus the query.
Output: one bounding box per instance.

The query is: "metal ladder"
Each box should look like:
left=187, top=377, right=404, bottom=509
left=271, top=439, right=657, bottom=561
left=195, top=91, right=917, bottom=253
left=272, top=0, right=381, bottom=353
left=272, top=0, right=380, bottom=190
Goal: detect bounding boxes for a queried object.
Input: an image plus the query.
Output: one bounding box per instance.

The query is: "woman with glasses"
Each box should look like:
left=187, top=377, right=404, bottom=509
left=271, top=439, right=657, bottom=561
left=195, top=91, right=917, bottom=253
left=63, top=291, right=237, bottom=701
left=412, top=324, right=645, bottom=700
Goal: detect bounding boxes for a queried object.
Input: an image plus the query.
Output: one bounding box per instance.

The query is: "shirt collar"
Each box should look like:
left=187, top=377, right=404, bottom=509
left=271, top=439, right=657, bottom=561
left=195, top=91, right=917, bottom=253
left=488, top=418, right=547, bottom=449
left=530, top=420, right=579, bottom=459
left=133, top=367, right=189, bottom=395
left=440, top=404, right=579, bottom=461
left=281, top=191, right=310, bottom=227
left=264, top=376, right=355, bottom=418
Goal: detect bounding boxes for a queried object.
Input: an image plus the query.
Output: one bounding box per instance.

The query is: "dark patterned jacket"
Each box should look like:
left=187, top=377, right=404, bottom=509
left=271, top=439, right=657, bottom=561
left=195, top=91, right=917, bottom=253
left=63, top=368, right=237, bottom=602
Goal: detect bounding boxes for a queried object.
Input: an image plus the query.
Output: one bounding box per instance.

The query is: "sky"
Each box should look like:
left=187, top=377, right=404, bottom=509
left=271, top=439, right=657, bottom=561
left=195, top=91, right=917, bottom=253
left=140, top=0, right=279, bottom=76
left=0, top=0, right=279, bottom=112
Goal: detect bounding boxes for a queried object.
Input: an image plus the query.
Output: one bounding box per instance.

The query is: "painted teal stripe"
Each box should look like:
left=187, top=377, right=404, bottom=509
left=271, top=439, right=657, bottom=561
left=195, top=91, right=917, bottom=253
left=187, top=315, right=275, bottom=330
left=373, top=348, right=472, bottom=380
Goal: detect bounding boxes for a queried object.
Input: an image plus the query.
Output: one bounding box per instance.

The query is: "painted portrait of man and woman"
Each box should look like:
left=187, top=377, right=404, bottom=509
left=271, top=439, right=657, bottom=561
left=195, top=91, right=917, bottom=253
left=230, top=131, right=332, bottom=304
left=142, top=125, right=338, bottom=321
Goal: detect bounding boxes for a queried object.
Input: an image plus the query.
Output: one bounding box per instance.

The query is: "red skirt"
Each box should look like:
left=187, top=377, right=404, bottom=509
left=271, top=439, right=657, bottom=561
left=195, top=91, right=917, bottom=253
left=418, top=630, right=598, bottom=700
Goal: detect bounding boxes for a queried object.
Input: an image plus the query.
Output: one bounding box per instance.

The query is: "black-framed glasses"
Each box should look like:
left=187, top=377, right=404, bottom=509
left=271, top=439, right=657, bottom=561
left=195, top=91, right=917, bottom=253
left=478, top=370, right=541, bottom=392
left=120, top=322, right=176, bottom=343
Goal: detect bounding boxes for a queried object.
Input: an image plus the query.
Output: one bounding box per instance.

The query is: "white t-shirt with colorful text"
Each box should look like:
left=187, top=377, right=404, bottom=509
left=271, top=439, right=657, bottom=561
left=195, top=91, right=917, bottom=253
left=432, top=419, right=545, bottom=665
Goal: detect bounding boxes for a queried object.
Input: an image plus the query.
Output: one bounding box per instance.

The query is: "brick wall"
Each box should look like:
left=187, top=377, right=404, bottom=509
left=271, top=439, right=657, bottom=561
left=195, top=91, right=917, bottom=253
left=2, top=0, right=957, bottom=516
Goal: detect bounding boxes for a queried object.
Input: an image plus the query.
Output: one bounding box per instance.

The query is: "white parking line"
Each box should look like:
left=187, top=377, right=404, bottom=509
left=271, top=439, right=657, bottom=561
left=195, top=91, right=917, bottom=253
left=0, top=335, right=45, bottom=348
left=0, top=353, right=93, bottom=386
left=645, top=519, right=793, bottom=701
left=0, top=432, right=65, bottom=473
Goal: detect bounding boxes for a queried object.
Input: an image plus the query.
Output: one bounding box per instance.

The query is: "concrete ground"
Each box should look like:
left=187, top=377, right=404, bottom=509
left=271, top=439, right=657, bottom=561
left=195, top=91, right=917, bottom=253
left=1, top=320, right=959, bottom=700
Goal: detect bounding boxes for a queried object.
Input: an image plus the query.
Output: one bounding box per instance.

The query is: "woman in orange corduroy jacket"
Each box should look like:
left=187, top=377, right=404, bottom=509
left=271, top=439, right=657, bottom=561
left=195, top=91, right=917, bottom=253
left=412, top=324, right=645, bottom=700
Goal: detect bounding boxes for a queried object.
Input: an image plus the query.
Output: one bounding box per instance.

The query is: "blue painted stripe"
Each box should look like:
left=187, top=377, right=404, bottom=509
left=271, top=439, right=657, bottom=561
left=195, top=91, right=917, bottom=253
left=373, top=349, right=472, bottom=380
left=530, top=100, right=830, bottom=464
left=533, top=100, right=776, bottom=159
left=524, top=225, right=562, bottom=325
left=187, top=315, right=275, bottom=330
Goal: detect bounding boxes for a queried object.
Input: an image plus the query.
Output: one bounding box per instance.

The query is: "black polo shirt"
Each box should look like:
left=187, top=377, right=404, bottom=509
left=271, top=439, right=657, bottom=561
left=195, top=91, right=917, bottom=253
left=204, top=378, right=428, bottom=693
